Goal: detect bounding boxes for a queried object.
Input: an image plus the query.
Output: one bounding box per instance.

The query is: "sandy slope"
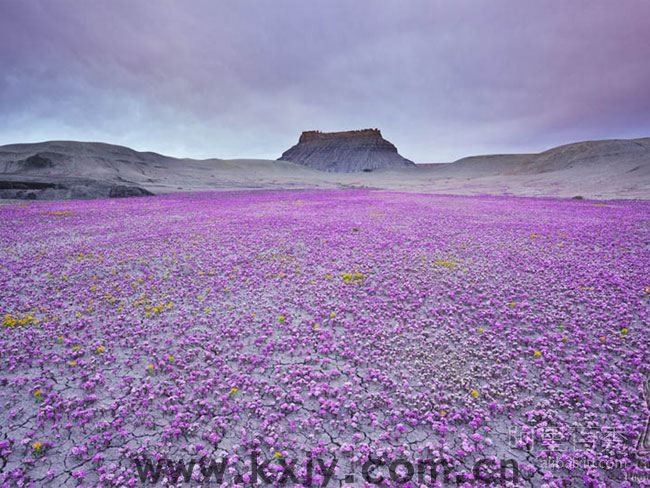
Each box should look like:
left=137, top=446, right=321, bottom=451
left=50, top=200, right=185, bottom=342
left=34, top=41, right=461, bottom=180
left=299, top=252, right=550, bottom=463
left=0, top=137, right=649, bottom=199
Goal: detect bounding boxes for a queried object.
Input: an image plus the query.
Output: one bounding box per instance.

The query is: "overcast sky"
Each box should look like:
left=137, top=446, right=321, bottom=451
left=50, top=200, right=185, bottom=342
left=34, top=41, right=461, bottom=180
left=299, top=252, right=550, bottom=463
left=1, top=1, right=649, bottom=162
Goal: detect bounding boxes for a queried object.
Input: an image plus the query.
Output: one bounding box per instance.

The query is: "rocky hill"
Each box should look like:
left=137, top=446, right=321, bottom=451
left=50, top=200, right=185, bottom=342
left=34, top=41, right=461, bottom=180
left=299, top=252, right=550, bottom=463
left=278, top=129, right=415, bottom=172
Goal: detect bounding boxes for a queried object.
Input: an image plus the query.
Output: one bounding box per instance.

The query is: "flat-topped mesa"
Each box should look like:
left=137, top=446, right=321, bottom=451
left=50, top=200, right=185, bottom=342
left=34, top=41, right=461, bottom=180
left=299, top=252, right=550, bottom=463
left=299, top=128, right=382, bottom=142
left=280, top=128, right=415, bottom=172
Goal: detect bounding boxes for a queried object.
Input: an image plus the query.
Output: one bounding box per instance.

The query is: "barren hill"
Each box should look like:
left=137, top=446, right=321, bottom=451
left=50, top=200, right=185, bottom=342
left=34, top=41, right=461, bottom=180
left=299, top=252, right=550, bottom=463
left=0, top=136, right=648, bottom=200
left=441, top=138, right=650, bottom=176
left=0, top=141, right=328, bottom=200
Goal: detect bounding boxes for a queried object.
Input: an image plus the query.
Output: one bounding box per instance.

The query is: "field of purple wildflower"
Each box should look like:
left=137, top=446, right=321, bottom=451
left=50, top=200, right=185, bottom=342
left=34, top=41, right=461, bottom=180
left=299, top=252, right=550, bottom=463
left=0, top=189, right=648, bottom=487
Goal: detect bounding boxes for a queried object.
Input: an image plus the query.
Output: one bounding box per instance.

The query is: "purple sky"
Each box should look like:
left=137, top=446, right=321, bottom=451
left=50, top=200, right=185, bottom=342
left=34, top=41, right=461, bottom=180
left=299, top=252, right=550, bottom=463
left=1, top=1, right=649, bottom=162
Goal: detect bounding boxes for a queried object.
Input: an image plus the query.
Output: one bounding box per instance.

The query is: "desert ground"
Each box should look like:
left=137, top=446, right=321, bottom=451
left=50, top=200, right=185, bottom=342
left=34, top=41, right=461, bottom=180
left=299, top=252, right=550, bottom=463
left=1, top=189, right=648, bottom=486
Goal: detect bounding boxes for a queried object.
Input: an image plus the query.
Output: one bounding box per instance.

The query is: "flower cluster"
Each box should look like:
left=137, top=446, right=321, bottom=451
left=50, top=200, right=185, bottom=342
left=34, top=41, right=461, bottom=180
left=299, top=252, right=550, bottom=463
left=0, top=190, right=648, bottom=486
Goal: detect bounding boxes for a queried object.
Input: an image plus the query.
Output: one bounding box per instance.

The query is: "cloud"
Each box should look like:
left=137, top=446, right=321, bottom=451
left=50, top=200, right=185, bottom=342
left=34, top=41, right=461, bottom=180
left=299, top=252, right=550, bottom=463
left=1, top=0, right=649, bottom=161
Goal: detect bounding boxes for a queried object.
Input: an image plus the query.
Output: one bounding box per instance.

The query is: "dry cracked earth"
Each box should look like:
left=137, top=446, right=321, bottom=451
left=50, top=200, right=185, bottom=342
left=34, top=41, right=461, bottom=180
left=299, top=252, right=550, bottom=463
left=0, top=189, right=649, bottom=487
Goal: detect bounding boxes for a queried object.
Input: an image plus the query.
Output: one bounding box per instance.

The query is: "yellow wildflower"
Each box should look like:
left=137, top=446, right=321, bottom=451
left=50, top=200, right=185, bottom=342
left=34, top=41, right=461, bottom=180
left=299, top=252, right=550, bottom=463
left=95, top=345, right=106, bottom=354
left=470, top=389, right=480, bottom=399
left=273, top=451, right=283, bottom=459
left=278, top=315, right=286, bottom=324
left=341, top=271, right=364, bottom=283
left=621, top=328, right=629, bottom=337
left=3, top=313, right=38, bottom=327
left=47, top=210, right=74, bottom=217
left=229, top=387, right=239, bottom=396
left=32, top=441, right=44, bottom=453
left=433, top=259, right=457, bottom=269
left=533, top=350, right=542, bottom=359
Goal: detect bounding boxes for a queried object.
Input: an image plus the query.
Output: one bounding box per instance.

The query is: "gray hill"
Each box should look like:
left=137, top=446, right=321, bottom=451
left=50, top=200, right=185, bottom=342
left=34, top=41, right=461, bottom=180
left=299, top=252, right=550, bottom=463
left=278, top=129, right=415, bottom=172
left=423, top=138, right=650, bottom=183
left=441, top=137, right=650, bottom=175
left=0, top=140, right=330, bottom=200
left=0, top=136, right=648, bottom=200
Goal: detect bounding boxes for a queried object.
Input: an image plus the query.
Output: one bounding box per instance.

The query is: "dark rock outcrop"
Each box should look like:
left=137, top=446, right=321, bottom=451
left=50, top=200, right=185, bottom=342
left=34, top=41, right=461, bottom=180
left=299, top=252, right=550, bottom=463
left=108, top=185, right=153, bottom=198
left=21, top=153, right=58, bottom=170
left=278, top=129, right=415, bottom=172
left=0, top=177, right=153, bottom=200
